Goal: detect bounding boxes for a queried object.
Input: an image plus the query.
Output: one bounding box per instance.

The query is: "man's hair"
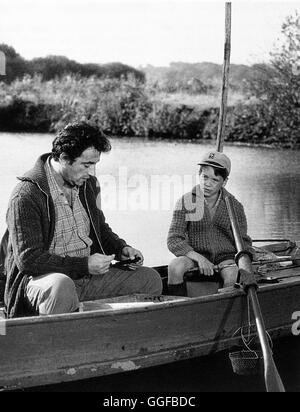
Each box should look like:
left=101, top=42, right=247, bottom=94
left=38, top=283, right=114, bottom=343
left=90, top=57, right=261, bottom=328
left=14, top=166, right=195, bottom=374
left=52, top=122, right=111, bottom=162
left=199, top=165, right=228, bottom=181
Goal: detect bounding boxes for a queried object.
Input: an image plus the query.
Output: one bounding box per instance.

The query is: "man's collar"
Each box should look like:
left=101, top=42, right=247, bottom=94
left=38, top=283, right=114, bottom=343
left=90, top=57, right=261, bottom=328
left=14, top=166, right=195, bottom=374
left=48, top=158, right=78, bottom=192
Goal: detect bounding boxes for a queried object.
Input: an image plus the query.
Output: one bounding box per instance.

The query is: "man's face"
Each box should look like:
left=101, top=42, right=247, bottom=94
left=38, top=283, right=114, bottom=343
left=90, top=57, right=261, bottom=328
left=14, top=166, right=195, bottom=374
left=199, top=165, right=225, bottom=198
left=61, top=147, right=101, bottom=186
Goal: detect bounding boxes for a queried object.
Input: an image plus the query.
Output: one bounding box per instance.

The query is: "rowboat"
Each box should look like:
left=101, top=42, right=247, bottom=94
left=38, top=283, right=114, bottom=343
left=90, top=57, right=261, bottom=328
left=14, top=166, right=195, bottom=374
left=0, top=240, right=299, bottom=391
left=0, top=3, right=297, bottom=394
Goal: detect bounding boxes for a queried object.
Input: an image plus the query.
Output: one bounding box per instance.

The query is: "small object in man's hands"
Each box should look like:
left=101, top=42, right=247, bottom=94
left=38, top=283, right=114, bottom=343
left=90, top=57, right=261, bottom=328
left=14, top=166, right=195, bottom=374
left=111, top=256, right=141, bottom=268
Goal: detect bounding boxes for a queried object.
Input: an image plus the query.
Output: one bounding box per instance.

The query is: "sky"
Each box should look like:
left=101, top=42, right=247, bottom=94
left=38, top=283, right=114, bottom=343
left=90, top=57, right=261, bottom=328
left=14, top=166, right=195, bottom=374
left=0, top=0, right=299, bottom=68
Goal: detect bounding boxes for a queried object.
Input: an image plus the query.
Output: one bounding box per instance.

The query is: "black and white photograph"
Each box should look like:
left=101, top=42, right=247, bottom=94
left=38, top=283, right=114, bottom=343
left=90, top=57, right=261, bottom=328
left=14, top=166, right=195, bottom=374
left=0, top=0, right=300, bottom=396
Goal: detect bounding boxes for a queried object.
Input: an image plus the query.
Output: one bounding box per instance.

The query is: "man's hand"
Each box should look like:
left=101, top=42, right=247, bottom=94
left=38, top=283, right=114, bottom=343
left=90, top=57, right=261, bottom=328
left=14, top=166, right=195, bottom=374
left=186, top=251, right=215, bottom=277
left=88, top=253, right=115, bottom=275
left=120, top=246, right=144, bottom=270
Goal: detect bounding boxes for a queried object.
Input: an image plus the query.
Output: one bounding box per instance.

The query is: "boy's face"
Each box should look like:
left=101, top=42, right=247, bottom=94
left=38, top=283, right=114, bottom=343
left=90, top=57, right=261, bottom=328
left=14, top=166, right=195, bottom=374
left=199, top=165, right=225, bottom=198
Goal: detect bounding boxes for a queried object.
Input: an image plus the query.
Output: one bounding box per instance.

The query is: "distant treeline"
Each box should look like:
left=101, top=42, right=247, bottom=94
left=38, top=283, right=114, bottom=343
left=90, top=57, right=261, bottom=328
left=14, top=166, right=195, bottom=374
left=142, top=61, right=266, bottom=94
left=0, top=43, right=270, bottom=95
left=0, top=44, right=145, bottom=83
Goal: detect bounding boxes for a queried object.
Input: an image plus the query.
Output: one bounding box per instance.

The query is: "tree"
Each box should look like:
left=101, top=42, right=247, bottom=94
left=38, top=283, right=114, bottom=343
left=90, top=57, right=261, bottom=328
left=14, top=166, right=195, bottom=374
left=244, top=12, right=300, bottom=147
left=0, top=44, right=28, bottom=83
left=102, top=62, right=145, bottom=82
left=29, top=55, right=83, bottom=80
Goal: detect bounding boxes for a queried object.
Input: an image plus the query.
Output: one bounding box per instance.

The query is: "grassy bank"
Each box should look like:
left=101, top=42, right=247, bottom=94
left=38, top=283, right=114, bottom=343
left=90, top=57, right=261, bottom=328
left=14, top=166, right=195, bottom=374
left=0, top=75, right=298, bottom=148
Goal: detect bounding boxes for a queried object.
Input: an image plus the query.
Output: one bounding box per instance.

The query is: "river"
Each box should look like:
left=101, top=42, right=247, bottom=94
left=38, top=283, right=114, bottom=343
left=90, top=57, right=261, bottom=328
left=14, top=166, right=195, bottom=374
left=1, top=132, right=300, bottom=266
left=1, top=132, right=300, bottom=392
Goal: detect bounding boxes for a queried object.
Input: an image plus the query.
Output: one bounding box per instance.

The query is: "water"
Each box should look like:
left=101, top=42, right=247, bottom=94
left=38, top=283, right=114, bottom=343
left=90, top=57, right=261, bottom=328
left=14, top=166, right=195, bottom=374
left=1, top=133, right=299, bottom=266
left=1, top=133, right=300, bottom=392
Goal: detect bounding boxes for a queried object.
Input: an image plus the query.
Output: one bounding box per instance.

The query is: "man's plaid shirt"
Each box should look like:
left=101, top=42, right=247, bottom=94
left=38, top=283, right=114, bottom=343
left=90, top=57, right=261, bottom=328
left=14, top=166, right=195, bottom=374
left=45, top=159, right=93, bottom=258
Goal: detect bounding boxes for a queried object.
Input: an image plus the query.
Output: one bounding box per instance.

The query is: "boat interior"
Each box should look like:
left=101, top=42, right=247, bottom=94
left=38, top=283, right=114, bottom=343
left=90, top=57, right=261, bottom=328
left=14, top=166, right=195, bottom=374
left=0, top=240, right=299, bottom=319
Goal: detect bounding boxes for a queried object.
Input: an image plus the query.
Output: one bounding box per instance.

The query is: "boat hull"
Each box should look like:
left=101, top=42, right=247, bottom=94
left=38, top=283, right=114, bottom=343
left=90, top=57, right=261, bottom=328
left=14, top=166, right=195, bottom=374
left=0, top=266, right=299, bottom=390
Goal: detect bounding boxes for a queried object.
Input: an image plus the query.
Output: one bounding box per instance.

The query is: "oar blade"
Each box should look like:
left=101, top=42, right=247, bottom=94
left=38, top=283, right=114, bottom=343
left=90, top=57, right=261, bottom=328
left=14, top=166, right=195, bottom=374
left=264, top=359, right=285, bottom=392
left=225, top=196, right=286, bottom=392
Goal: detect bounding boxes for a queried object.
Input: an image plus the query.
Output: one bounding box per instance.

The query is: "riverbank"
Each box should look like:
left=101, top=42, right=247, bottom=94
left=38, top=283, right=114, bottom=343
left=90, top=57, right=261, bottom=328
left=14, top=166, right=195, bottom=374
left=0, top=115, right=297, bottom=151
left=0, top=75, right=299, bottom=149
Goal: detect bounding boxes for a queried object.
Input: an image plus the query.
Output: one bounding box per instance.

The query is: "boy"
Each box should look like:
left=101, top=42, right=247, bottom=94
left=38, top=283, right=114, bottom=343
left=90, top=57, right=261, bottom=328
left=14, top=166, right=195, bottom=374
left=167, top=150, right=252, bottom=296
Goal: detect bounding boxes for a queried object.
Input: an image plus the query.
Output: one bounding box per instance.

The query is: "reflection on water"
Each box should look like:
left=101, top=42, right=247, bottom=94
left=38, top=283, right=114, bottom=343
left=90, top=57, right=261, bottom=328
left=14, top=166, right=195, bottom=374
left=243, top=174, right=300, bottom=239
left=0, top=133, right=299, bottom=266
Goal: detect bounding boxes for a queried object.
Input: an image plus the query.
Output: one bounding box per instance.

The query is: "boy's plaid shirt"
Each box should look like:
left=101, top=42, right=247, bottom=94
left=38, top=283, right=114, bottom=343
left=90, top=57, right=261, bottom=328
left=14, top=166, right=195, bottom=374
left=45, top=159, right=93, bottom=258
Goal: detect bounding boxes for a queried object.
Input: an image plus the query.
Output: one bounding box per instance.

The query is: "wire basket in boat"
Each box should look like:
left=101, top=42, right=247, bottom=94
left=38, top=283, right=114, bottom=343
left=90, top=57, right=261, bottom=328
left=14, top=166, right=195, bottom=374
left=229, top=349, right=263, bottom=376
left=229, top=321, right=272, bottom=376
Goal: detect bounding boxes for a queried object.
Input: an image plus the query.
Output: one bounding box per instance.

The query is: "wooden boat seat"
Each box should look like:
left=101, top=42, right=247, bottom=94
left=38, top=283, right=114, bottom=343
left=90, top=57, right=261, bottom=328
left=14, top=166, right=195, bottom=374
left=186, top=280, right=220, bottom=297
left=184, top=271, right=221, bottom=297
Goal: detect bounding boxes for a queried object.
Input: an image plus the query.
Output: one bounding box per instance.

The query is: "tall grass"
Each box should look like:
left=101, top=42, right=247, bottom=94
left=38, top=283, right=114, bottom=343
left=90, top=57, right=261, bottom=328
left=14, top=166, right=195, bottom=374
left=0, top=74, right=223, bottom=139
left=0, top=74, right=298, bottom=148
left=151, top=90, right=246, bottom=111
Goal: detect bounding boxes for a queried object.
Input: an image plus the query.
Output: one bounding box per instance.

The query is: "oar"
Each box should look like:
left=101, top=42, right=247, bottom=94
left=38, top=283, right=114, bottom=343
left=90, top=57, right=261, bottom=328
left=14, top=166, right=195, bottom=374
left=225, top=196, right=285, bottom=392
left=214, top=2, right=284, bottom=392
left=252, top=238, right=292, bottom=243
left=187, top=256, right=295, bottom=274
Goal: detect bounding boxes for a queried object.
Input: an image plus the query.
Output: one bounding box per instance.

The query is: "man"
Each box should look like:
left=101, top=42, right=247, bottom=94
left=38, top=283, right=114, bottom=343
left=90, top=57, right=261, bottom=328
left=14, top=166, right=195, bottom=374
left=167, top=150, right=252, bottom=296
left=4, top=122, right=162, bottom=318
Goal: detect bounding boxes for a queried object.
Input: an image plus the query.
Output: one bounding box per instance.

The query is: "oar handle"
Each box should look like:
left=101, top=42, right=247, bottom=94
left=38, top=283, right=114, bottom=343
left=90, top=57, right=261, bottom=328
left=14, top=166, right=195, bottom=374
left=225, top=197, right=258, bottom=289
left=225, top=196, right=244, bottom=252
left=187, top=256, right=294, bottom=275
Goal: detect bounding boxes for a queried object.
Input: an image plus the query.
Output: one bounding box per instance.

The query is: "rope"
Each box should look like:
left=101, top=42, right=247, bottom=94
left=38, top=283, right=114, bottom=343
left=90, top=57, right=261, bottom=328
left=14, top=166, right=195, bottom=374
left=232, top=296, right=273, bottom=353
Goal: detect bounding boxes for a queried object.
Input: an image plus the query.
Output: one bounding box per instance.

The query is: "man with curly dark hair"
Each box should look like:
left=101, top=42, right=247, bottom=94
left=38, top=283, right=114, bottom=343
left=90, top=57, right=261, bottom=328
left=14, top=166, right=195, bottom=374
left=3, top=122, right=162, bottom=318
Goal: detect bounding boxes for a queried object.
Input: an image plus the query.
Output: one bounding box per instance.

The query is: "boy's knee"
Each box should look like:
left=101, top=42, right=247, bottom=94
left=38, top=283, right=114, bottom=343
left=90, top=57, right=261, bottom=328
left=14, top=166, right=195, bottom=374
left=168, top=257, right=189, bottom=284
left=220, top=267, right=238, bottom=287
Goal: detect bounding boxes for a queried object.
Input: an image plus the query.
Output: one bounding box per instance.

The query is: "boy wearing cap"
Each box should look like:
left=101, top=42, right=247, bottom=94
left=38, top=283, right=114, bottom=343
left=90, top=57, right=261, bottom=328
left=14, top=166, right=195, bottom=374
left=167, top=150, right=252, bottom=296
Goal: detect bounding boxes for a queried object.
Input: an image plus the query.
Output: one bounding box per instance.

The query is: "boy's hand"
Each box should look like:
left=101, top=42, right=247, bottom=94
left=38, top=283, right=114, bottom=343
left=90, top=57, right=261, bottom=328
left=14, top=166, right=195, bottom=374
left=186, top=251, right=215, bottom=277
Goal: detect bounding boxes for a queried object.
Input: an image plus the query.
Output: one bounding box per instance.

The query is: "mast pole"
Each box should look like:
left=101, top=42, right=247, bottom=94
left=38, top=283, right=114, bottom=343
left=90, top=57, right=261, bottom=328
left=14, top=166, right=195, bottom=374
left=216, top=2, right=231, bottom=153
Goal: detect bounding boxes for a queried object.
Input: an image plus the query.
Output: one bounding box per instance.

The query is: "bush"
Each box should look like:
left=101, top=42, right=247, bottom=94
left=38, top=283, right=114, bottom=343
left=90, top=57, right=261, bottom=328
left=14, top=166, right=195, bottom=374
left=241, top=12, right=300, bottom=148
left=144, top=103, right=213, bottom=139
left=0, top=98, right=56, bottom=132
left=226, top=104, right=273, bottom=144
